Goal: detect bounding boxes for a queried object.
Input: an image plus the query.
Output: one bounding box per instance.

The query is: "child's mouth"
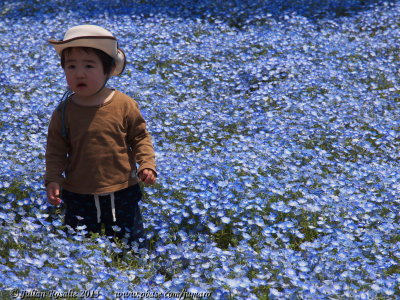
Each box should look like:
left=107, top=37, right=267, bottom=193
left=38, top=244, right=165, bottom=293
left=77, top=83, right=87, bottom=87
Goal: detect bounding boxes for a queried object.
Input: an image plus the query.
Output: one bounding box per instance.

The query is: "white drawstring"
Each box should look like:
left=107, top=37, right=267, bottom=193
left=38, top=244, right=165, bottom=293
left=93, top=192, right=116, bottom=223
left=110, top=192, right=116, bottom=222
left=94, top=195, right=101, bottom=223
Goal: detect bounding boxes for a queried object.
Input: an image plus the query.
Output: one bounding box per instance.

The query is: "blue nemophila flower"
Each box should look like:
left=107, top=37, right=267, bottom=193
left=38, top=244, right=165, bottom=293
left=111, top=225, right=121, bottom=232
left=220, top=216, right=231, bottom=224
left=207, top=222, right=221, bottom=234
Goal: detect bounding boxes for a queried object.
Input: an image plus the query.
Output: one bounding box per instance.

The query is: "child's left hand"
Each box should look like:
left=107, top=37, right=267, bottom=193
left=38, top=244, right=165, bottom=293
left=138, top=168, right=157, bottom=185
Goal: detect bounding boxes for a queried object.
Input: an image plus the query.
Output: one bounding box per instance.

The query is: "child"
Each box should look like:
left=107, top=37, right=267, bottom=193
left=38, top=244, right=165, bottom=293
left=45, top=25, right=157, bottom=249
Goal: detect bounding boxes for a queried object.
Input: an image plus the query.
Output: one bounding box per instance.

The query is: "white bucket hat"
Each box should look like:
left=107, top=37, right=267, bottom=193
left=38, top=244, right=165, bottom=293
left=49, top=25, right=126, bottom=76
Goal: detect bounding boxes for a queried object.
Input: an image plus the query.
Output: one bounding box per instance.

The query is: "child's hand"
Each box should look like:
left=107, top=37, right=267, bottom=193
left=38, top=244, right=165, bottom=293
left=138, top=169, right=157, bottom=185
left=46, top=182, right=62, bottom=205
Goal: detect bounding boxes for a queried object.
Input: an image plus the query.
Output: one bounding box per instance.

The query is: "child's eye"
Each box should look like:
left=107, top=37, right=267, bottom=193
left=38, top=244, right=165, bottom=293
left=66, top=65, right=75, bottom=69
left=86, top=65, right=94, bottom=68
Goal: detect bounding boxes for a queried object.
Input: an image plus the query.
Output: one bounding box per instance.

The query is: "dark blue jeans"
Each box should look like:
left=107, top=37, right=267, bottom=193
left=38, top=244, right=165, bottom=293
left=62, top=184, right=147, bottom=249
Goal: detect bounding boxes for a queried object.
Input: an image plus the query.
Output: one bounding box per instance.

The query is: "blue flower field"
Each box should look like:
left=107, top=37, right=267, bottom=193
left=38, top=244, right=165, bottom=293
left=0, top=0, right=399, bottom=299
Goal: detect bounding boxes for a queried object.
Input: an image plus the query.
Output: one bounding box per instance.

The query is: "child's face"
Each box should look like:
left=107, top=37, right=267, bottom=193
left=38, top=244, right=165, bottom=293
left=63, top=48, right=108, bottom=98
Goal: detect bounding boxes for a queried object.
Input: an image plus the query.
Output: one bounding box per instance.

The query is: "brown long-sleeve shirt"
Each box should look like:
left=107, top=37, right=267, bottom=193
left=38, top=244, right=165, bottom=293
left=45, top=90, right=156, bottom=194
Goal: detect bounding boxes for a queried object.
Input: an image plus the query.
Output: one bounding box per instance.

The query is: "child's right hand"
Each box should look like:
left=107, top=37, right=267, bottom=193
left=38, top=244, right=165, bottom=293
left=46, top=182, right=62, bottom=205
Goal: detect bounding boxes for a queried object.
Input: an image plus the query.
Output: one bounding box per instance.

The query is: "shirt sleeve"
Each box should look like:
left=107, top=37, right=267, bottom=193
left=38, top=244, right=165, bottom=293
left=44, top=108, right=68, bottom=186
left=126, top=100, right=157, bottom=176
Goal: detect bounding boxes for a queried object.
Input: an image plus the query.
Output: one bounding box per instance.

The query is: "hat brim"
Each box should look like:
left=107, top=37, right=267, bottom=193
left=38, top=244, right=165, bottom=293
left=49, top=37, right=126, bottom=76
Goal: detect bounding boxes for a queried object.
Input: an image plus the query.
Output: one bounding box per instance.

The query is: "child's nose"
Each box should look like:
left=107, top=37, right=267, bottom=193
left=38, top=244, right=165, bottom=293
left=76, top=67, right=86, bottom=78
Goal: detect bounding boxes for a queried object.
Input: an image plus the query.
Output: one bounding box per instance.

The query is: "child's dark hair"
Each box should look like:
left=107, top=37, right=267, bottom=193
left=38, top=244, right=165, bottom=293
left=61, top=47, right=115, bottom=75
